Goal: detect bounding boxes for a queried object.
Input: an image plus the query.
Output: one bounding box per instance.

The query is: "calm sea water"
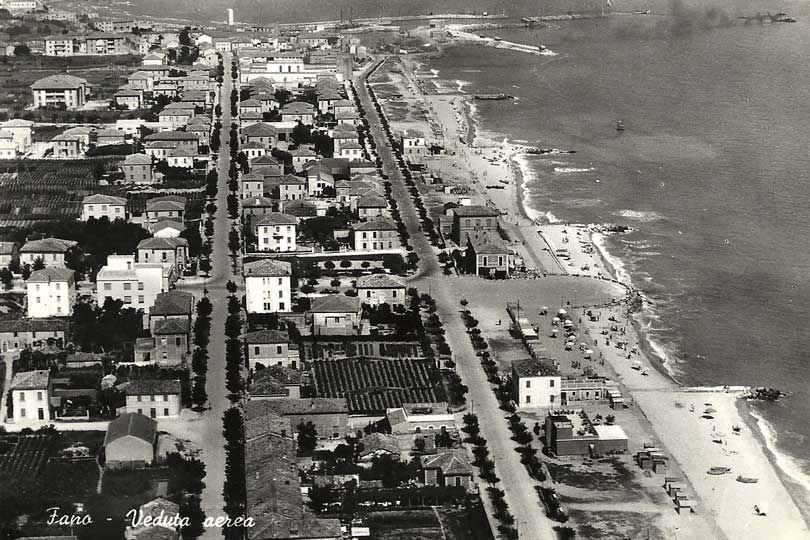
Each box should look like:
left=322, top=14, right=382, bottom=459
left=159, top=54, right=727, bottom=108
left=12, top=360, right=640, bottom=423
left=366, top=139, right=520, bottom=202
left=426, top=2, right=810, bottom=507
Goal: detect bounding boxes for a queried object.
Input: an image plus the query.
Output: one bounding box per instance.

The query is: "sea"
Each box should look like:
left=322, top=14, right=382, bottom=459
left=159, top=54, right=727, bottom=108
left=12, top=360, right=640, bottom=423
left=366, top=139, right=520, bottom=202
left=423, top=1, right=810, bottom=514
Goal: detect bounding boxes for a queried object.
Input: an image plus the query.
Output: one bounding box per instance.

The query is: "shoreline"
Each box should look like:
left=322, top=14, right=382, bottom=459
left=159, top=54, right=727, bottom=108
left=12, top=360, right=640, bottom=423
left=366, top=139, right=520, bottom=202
left=405, top=52, right=810, bottom=538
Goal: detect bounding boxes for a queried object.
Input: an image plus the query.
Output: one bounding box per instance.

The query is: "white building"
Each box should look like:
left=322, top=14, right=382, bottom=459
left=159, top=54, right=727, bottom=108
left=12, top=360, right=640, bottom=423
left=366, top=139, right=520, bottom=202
left=400, top=129, right=428, bottom=157
left=511, top=358, right=562, bottom=409
left=124, top=379, right=182, bottom=418
left=20, top=238, right=77, bottom=268
left=8, top=370, right=52, bottom=424
left=81, top=194, right=128, bottom=222
left=96, top=255, right=166, bottom=312
left=355, top=274, right=406, bottom=306
left=256, top=213, right=297, bottom=252
left=26, top=267, right=75, bottom=318
left=1, top=119, right=33, bottom=153
left=31, top=74, right=89, bottom=110
left=244, top=259, right=291, bottom=313
left=137, top=237, right=189, bottom=274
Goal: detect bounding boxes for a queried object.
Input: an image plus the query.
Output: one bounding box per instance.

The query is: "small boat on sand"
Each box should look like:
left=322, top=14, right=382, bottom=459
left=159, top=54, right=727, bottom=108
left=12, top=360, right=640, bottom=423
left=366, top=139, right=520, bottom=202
left=616, top=120, right=625, bottom=131
left=737, top=475, right=759, bottom=483
left=707, top=466, right=731, bottom=475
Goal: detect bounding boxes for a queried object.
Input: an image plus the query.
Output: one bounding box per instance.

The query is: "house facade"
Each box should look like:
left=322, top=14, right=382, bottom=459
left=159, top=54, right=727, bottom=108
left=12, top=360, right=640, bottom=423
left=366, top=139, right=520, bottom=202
left=26, top=267, right=75, bottom=318
left=81, top=194, right=128, bottom=221
left=355, top=274, right=406, bottom=306
left=511, top=358, right=562, bottom=409
left=8, top=370, right=52, bottom=424
left=244, top=259, right=292, bottom=313
left=256, top=213, right=297, bottom=252
left=124, top=379, right=182, bottom=418
left=244, top=329, right=300, bottom=370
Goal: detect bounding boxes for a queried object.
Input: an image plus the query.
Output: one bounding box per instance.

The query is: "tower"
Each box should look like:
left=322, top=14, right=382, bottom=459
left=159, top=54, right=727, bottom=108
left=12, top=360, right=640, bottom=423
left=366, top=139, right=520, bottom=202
left=227, top=8, right=234, bottom=25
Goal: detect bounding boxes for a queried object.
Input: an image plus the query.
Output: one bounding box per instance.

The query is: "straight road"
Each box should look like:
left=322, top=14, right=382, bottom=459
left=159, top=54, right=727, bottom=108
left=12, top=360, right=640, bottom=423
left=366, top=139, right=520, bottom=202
left=355, top=57, right=556, bottom=540
left=197, top=51, right=235, bottom=539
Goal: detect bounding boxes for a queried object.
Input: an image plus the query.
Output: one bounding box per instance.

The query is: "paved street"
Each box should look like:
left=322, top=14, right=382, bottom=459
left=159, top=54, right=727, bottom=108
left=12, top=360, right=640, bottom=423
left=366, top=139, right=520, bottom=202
left=196, top=52, right=235, bottom=538
left=355, top=58, right=556, bottom=540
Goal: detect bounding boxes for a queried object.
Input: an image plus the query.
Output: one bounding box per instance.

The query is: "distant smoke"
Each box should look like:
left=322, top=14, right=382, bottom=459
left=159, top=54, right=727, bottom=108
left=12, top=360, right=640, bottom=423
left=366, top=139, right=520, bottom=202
left=611, top=0, right=738, bottom=39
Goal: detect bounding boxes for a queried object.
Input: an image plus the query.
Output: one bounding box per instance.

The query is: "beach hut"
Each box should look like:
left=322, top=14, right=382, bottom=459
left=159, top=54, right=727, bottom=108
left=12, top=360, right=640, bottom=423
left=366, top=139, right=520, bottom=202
left=675, top=495, right=695, bottom=514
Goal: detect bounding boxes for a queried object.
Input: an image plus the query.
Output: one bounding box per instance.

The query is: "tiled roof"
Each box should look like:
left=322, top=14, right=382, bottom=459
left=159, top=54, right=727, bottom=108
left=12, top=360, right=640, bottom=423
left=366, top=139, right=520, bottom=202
left=124, top=153, right=153, bottom=165
left=353, top=219, right=397, bottom=232
left=246, top=397, right=348, bottom=416
left=358, top=432, right=400, bottom=457
left=150, top=220, right=185, bottom=233
left=0, top=318, right=67, bottom=334
left=150, top=290, right=194, bottom=316
left=250, top=154, right=281, bottom=167
left=256, top=212, right=297, bottom=226
left=355, top=274, right=405, bottom=289
left=0, top=241, right=18, bottom=255
left=420, top=450, right=473, bottom=476
left=281, top=101, right=315, bottom=113
left=104, top=412, right=158, bottom=445
left=453, top=205, right=500, bottom=217
left=10, top=369, right=50, bottom=390
left=244, top=329, right=289, bottom=344
left=143, top=131, right=198, bottom=141
left=243, top=259, right=291, bottom=277
left=125, top=379, right=181, bottom=395
left=242, top=123, right=277, bottom=137
left=31, top=74, right=87, bottom=90
left=146, top=195, right=186, bottom=211
left=310, top=294, right=360, bottom=313
left=251, top=366, right=304, bottom=395
left=82, top=194, right=127, bottom=206
left=27, top=267, right=74, bottom=283
left=357, top=192, right=387, bottom=208
left=153, top=318, right=190, bottom=335
left=138, top=237, right=188, bottom=250
left=512, top=357, right=558, bottom=377
left=21, top=238, right=76, bottom=253
left=242, top=196, right=275, bottom=208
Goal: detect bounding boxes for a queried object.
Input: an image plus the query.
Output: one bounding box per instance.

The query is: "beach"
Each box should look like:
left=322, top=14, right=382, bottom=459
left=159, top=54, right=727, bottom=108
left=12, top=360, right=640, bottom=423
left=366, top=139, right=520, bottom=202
left=372, top=43, right=810, bottom=539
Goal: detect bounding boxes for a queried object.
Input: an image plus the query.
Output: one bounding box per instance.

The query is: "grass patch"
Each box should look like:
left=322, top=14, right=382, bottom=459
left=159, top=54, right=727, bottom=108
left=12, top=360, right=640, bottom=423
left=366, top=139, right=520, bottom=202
left=546, top=458, right=642, bottom=493
left=366, top=510, right=443, bottom=540
left=567, top=509, right=662, bottom=540
left=437, top=502, right=495, bottom=540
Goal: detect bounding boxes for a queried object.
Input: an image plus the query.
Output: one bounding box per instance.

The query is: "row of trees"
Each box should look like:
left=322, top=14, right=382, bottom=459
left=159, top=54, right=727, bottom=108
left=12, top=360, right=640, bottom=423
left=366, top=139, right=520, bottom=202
left=224, top=281, right=245, bottom=401
left=222, top=407, right=246, bottom=540
left=191, top=296, right=213, bottom=409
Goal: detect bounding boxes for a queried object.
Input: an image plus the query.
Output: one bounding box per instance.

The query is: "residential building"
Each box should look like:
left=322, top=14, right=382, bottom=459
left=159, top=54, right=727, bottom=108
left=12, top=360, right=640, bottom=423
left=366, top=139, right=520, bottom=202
left=357, top=432, right=400, bottom=463
left=96, top=128, right=126, bottom=146
left=85, top=33, right=135, bottom=55
left=144, top=195, right=186, bottom=225
left=149, top=220, right=185, bottom=238
left=31, top=74, right=88, bottom=109
left=251, top=154, right=283, bottom=176
left=135, top=318, right=189, bottom=366
left=96, top=255, right=165, bottom=312
left=143, top=131, right=198, bottom=152
left=245, top=404, right=342, bottom=540
left=148, top=290, right=193, bottom=332
left=357, top=192, right=389, bottom=220
left=244, top=329, right=299, bottom=370
left=466, top=232, right=512, bottom=277
left=20, top=238, right=77, bottom=268
left=268, top=174, right=307, bottom=201
left=244, top=259, right=291, bottom=313
left=511, top=357, right=562, bottom=409
left=81, top=194, right=127, bottom=222
left=250, top=365, right=303, bottom=399
left=240, top=172, right=265, bottom=199
left=1, top=119, right=33, bottom=152
left=137, top=237, right=189, bottom=273
left=166, top=145, right=195, bottom=169
left=419, top=451, right=474, bottom=491
left=124, top=379, right=182, bottom=418
left=352, top=219, right=401, bottom=252
left=0, top=318, right=67, bottom=353
left=400, top=129, right=428, bottom=157
left=241, top=122, right=277, bottom=149
left=280, top=101, right=316, bottom=124
left=337, top=140, right=363, bottom=161
left=242, top=141, right=266, bottom=160
left=0, top=241, right=20, bottom=270
left=246, top=398, right=348, bottom=439
left=122, top=153, right=154, bottom=184
left=355, top=274, right=406, bottom=306
left=8, top=370, right=52, bottom=424
left=452, top=205, right=500, bottom=245
left=96, top=19, right=134, bottom=33
left=386, top=403, right=456, bottom=434
left=51, top=133, right=83, bottom=158
left=26, top=268, right=75, bottom=318
left=44, top=35, right=78, bottom=56
left=256, top=212, right=297, bottom=252
left=309, top=295, right=361, bottom=336
left=104, top=412, right=158, bottom=468
left=242, top=196, right=275, bottom=218
left=289, top=146, right=316, bottom=172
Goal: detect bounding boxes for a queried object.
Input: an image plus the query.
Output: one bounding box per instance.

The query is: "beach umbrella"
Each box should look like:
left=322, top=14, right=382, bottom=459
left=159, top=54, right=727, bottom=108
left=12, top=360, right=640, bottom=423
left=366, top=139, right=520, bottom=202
left=558, top=309, right=567, bottom=316
left=705, top=407, right=717, bottom=414
left=585, top=349, right=594, bottom=355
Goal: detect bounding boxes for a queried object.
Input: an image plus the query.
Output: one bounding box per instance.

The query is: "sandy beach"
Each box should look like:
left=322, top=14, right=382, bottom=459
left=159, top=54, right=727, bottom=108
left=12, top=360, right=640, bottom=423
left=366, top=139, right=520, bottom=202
left=378, top=49, right=810, bottom=540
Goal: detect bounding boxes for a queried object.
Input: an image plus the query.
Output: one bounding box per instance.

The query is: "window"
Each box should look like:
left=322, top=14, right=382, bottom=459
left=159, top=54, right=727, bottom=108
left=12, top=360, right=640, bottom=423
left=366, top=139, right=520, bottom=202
left=366, top=291, right=371, bottom=298
left=526, top=380, right=531, bottom=388
left=279, top=302, right=285, bottom=311
left=124, top=296, right=131, bottom=304
left=150, top=395, right=155, bottom=401
left=163, top=394, right=169, bottom=401
left=35, top=297, right=40, bottom=304
left=20, top=408, right=25, bottom=418
left=123, top=282, right=131, bottom=291
left=138, top=282, right=144, bottom=290
left=103, top=282, right=111, bottom=291
left=549, top=380, right=555, bottom=387
left=36, top=391, right=42, bottom=401
left=138, top=295, right=144, bottom=304
left=19, top=392, right=25, bottom=402
left=526, top=395, right=531, bottom=404
left=164, top=408, right=170, bottom=416
left=137, top=395, right=142, bottom=402
left=276, top=345, right=282, bottom=355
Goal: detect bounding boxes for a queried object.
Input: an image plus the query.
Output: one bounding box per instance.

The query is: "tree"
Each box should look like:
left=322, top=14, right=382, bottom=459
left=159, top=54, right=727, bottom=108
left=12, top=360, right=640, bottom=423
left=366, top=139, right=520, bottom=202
left=199, top=259, right=212, bottom=276
left=226, top=281, right=237, bottom=294
left=324, top=261, right=335, bottom=270
left=291, top=122, right=311, bottom=145
left=382, top=254, right=406, bottom=274
left=0, top=268, right=12, bottom=290
left=13, top=44, right=30, bottom=56
left=32, top=257, right=45, bottom=271
left=361, top=261, right=371, bottom=269
left=340, top=259, right=352, bottom=269
left=192, top=377, right=207, bottom=409
left=21, top=263, right=31, bottom=280
left=297, top=421, right=317, bottom=455
left=179, top=26, right=192, bottom=46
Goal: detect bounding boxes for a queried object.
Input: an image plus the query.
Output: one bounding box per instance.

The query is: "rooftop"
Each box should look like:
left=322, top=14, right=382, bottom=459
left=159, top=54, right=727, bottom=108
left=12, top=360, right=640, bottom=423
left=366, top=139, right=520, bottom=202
left=104, top=412, right=158, bottom=446
left=353, top=218, right=397, bottom=232
left=82, top=194, right=127, bottom=206
left=243, top=259, right=291, bottom=277
left=310, top=294, right=360, bottom=313
left=10, top=369, right=50, bottom=390
left=512, top=357, right=559, bottom=377
left=125, top=379, right=182, bottom=396
left=27, top=267, right=74, bottom=283
left=454, top=205, right=500, bottom=218
left=31, top=74, right=87, bottom=90
left=355, top=274, right=405, bottom=289
left=244, top=329, right=290, bottom=344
